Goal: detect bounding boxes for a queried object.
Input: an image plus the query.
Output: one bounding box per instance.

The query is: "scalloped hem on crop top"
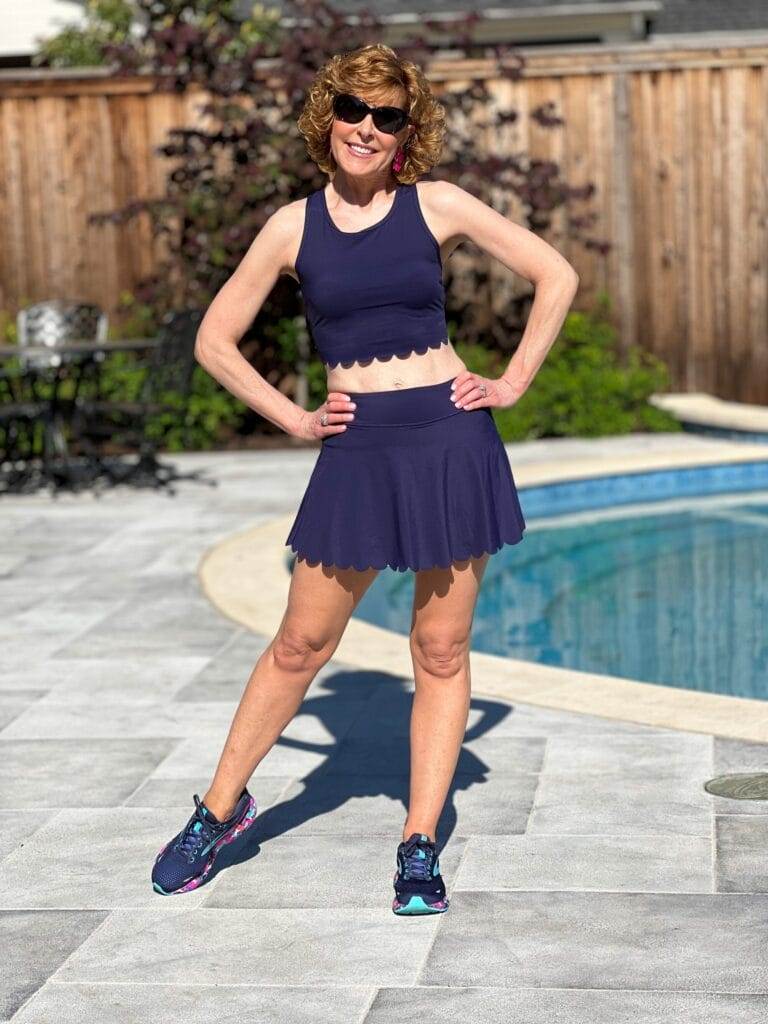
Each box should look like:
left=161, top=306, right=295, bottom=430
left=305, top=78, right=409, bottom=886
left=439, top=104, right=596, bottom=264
left=295, top=182, right=451, bottom=369
left=321, top=335, right=450, bottom=369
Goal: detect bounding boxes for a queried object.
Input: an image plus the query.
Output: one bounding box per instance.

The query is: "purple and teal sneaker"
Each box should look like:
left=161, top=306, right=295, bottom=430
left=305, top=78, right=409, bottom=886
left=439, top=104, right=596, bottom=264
left=151, top=788, right=257, bottom=895
left=392, top=832, right=450, bottom=915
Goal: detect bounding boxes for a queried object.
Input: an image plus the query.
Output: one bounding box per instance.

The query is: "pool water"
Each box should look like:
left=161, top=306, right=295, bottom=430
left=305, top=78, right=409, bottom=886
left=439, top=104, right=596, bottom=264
left=355, top=491, right=768, bottom=699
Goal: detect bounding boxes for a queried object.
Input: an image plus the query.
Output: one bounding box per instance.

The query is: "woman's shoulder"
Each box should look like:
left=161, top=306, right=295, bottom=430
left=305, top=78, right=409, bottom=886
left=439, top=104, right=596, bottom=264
left=412, top=179, right=468, bottom=258
left=413, top=178, right=468, bottom=215
left=265, top=194, right=315, bottom=282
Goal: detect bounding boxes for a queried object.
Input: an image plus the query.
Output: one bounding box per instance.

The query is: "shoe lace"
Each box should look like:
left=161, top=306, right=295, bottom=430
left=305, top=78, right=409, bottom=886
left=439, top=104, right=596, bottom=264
left=400, top=834, right=436, bottom=881
left=174, top=794, right=220, bottom=863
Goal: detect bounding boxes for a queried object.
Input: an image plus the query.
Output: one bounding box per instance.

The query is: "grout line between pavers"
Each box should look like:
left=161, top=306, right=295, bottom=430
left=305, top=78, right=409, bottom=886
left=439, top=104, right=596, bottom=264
left=33, top=981, right=768, bottom=991
left=356, top=985, right=382, bottom=1024
left=410, top=832, right=474, bottom=988
left=118, top=739, right=190, bottom=807
left=710, top=734, right=719, bottom=894
left=33, top=906, right=116, bottom=997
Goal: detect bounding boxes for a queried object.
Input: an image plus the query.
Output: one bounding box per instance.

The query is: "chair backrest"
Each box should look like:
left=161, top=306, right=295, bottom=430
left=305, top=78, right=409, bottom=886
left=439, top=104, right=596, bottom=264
left=17, top=300, right=108, bottom=370
left=140, top=309, right=204, bottom=405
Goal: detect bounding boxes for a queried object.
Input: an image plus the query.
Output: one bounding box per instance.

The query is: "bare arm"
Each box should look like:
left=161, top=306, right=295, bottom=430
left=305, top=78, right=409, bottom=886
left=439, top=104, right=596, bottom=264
left=193, top=202, right=352, bottom=440
left=427, top=180, right=580, bottom=401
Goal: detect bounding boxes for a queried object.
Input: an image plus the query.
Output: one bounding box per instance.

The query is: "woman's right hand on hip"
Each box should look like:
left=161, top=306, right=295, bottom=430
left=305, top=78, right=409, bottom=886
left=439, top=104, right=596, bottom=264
left=293, top=392, right=356, bottom=441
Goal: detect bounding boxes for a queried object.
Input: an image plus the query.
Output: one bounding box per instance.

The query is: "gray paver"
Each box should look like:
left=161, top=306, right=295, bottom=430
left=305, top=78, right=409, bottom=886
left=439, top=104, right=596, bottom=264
left=0, top=738, right=176, bottom=808
left=0, top=808, right=213, bottom=909
left=55, top=907, right=440, bottom=985
left=365, top=988, right=768, bottom=1023
left=528, top=770, right=713, bottom=835
left=13, top=984, right=376, bottom=1024
left=419, top=891, right=768, bottom=990
left=454, top=834, right=712, bottom=892
left=0, top=910, right=106, bottom=1020
left=715, top=816, right=768, bottom=892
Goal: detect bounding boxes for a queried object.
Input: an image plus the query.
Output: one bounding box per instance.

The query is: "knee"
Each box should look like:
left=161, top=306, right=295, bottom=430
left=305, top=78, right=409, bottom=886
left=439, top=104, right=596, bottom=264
left=409, top=629, right=470, bottom=679
left=271, top=625, right=332, bottom=675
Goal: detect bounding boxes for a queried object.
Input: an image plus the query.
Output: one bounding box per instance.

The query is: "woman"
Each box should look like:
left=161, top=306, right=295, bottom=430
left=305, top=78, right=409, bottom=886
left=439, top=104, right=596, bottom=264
left=151, top=43, right=579, bottom=915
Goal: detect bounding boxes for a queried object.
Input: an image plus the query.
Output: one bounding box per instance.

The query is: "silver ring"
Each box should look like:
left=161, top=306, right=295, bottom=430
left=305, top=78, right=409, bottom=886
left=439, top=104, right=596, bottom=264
left=479, top=383, right=487, bottom=397
left=320, top=413, right=328, bottom=427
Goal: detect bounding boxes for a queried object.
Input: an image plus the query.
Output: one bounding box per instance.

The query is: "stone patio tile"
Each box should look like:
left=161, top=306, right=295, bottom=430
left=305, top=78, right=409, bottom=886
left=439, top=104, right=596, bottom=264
left=1, top=634, right=94, bottom=667
left=0, top=576, right=88, bottom=619
left=365, top=987, right=768, bottom=1023
left=204, top=833, right=469, bottom=909
left=1, top=701, right=240, bottom=740
left=713, top=737, right=768, bottom=773
left=0, top=693, right=47, bottom=731
left=123, top=774, right=293, bottom=809
left=0, top=671, right=57, bottom=695
left=176, top=648, right=387, bottom=703
left=149, top=703, right=366, bottom=779
left=0, top=598, right=128, bottom=642
left=542, top=732, right=712, bottom=773
left=54, top=632, right=232, bottom=660
left=351, top=689, right=671, bottom=740
left=323, top=736, right=546, bottom=776
left=454, top=834, right=712, bottom=892
left=0, top=811, right=57, bottom=863
left=420, top=891, right=768, bottom=990
left=34, top=657, right=210, bottom=705
left=0, top=808, right=223, bottom=910
left=254, top=771, right=537, bottom=839
left=528, top=771, right=712, bottom=836
left=715, top=816, right=768, bottom=893
left=0, top=910, right=106, bottom=1020
left=476, top=704, right=683, bottom=737
left=64, top=572, right=200, bottom=604
left=14, top=983, right=375, bottom=1024
left=55, top=908, right=440, bottom=986
left=225, top=776, right=413, bottom=838
left=99, top=595, right=232, bottom=632
left=0, top=739, right=176, bottom=808
left=306, top=666, right=403, bottom=700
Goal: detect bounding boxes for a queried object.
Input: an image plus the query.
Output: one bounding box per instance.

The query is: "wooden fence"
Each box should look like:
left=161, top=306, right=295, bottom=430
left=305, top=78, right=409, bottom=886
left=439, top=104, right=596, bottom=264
left=1, top=35, right=767, bottom=401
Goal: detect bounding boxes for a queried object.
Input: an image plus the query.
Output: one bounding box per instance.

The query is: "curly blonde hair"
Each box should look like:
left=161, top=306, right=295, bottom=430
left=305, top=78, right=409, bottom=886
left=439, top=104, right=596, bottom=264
left=296, top=44, right=446, bottom=184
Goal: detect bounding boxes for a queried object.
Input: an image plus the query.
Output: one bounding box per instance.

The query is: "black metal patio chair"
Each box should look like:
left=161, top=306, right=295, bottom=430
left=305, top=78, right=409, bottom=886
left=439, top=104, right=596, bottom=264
left=71, top=308, right=217, bottom=495
left=14, top=299, right=110, bottom=492
left=17, top=300, right=109, bottom=371
left=0, top=365, right=47, bottom=494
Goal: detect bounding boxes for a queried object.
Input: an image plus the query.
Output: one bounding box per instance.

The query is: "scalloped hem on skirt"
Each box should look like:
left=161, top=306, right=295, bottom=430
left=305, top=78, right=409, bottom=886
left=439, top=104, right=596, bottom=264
left=284, top=376, right=526, bottom=573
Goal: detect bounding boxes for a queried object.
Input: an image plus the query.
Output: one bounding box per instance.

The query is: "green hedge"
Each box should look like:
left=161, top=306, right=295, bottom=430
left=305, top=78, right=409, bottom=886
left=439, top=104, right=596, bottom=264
left=456, top=298, right=680, bottom=442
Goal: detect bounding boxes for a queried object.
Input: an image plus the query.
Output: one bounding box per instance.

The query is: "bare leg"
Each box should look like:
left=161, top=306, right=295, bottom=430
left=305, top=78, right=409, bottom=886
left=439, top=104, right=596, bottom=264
left=202, top=556, right=379, bottom=821
left=403, top=554, right=490, bottom=842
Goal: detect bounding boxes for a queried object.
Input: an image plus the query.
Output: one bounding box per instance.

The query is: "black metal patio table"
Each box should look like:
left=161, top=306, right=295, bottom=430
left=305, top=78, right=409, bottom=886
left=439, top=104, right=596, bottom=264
left=0, top=337, right=162, bottom=495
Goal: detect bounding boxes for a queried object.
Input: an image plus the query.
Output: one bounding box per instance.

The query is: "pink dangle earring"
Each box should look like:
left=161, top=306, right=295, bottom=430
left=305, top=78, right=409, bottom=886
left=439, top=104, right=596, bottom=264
left=392, top=138, right=409, bottom=173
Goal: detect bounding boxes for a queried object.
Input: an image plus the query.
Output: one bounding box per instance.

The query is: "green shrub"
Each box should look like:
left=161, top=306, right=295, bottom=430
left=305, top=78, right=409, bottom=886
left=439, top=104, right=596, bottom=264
left=457, top=296, right=681, bottom=442
left=86, top=352, right=244, bottom=453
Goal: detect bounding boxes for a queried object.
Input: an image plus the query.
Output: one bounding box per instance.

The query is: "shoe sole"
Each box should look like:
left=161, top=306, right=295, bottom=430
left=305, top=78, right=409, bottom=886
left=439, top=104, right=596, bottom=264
left=152, top=795, right=258, bottom=895
left=392, top=868, right=450, bottom=915
left=392, top=893, right=449, bottom=915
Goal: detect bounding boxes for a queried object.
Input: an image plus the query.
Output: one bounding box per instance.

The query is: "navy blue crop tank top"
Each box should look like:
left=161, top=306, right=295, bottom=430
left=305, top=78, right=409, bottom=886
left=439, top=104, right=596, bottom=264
left=294, top=182, right=449, bottom=368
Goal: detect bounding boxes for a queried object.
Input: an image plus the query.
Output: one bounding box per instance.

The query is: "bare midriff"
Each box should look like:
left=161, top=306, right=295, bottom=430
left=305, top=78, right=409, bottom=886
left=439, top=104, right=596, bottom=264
left=324, top=337, right=467, bottom=394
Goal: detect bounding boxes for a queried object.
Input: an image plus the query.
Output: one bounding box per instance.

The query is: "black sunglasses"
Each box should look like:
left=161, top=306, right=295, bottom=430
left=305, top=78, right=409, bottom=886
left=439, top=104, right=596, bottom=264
left=332, top=93, right=410, bottom=135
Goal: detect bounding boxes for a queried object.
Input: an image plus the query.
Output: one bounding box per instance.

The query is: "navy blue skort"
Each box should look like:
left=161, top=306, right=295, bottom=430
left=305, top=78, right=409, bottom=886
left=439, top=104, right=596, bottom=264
left=285, top=376, right=526, bottom=572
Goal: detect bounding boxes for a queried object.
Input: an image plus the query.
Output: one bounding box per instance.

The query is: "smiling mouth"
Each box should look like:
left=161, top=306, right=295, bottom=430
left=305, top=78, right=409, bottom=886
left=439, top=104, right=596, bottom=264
left=347, top=142, right=377, bottom=156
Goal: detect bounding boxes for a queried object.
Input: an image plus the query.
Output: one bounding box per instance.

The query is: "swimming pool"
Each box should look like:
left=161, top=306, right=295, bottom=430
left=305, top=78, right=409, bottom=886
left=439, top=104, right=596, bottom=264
left=354, top=486, right=768, bottom=700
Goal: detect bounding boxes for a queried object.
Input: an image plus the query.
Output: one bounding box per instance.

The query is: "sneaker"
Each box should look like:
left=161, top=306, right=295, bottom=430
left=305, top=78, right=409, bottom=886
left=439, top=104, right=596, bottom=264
left=392, top=831, right=450, bottom=915
left=151, top=788, right=257, bottom=895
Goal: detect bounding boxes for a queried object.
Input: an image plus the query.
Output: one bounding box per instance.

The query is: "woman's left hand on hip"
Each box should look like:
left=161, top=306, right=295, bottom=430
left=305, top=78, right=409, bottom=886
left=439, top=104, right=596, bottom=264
left=450, top=373, right=519, bottom=411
